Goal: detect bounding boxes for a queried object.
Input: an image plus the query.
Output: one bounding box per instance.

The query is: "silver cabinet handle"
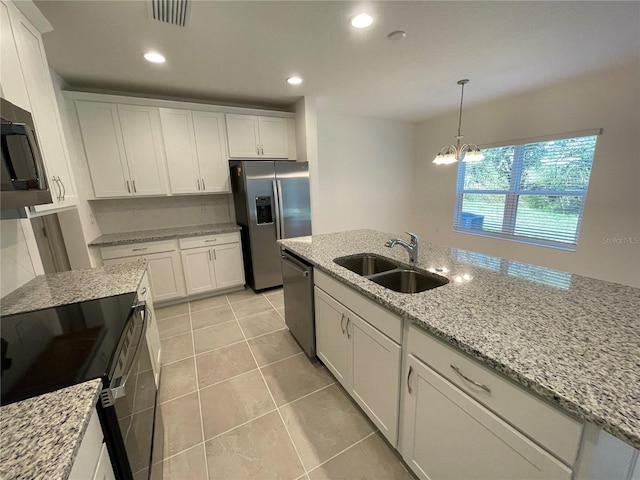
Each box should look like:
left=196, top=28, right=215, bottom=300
left=346, top=317, right=351, bottom=339
left=132, top=180, right=137, bottom=193
left=201, top=178, right=205, bottom=190
left=51, top=176, right=61, bottom=200
left=213, top=249, right=217, bottom=260
left=140, top=287, right=147, bottom=295
left=407, top=365, right=413, bottom=394
left=261, top=145, right=264, bottom=156
left=340, top=313, right=346, bottom=334
left=256, top=145, right=260, bottom=155
left=204, top=239, right=217, bottom=243
left=58, top=177, right=66, bottom=200
left=132, top=247, right=148, bottom=252
left=451, top=365, right=491, bottom=393
left=126, top=180, right=131, bottom=193
left=208, top=249, right=212, bottom=261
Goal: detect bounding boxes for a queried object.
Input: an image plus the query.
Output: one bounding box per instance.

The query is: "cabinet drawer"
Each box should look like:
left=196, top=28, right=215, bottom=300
left=407, top=325, right=583, bottom=465
left=100, top=239, right=178, bottom=260
left=178, top=232, right=239, bottom=250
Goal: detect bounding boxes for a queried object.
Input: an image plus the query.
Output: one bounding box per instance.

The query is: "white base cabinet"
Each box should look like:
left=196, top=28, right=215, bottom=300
left=314, top=272, right=402, bottom=447
left=138, top=272, right=161, bottom=387
left=69, top=409, right=116, bottom=480
left=401, top=353, right=572, bottom=480
left=179, top=233, right=245, bottom=296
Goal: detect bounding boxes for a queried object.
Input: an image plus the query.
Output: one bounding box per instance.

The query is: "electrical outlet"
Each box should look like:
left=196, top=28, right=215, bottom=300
left=89, top=212, right=96, bottom=225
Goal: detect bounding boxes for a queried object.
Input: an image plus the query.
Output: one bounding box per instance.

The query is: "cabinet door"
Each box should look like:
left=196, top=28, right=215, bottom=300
left=140, top=281, right=162, bottom=387
left=314, top=287, right=349, bottom=386
left=76, top=101, right=131, bottom=197
left=10, top=6, right=78, bottom=208
left=181, top=247, right=217, bottom=295
left=400, top=354, right=572, bottom=480
left=102, top=256, right=142, bottom=267
left=258, top=116, right=288, bottom=158
left=92, top=443, right=116, bottom=480
left=117, top=105, right=167, bottom=196
left=144, top=250, right=186, bottom=302
left=226, top=114, right=260, bottom=158
left=0, top=2, right=30, bottom=110
left=192, top=111, right=230, bottom=193
left=349, top=313, right=401, bottom=447
left=159, top=108, right=201, bottom=194
left=212, top=243, right=244, bottom=289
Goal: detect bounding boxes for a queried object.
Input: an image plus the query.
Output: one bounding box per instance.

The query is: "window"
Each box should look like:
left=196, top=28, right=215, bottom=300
left=454, top=131, right=599, bottom=250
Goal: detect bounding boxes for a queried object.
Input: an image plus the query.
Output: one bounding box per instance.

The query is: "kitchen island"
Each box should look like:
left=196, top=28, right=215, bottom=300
left=279, top=229, right=640, bottom=453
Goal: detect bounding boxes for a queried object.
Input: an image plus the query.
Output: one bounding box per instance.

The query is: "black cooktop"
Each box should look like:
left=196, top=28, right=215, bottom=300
left=0, top=292, right=137, bottom=406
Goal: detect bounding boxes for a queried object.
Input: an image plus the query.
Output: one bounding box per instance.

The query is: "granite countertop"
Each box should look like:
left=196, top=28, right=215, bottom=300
left=88, top=222, right=241, bottom=247
left=1, top=260, right=147, bottom=316
left=0, top=379, right=103, bottom=480
left=279, top=229, right=640, bottom=449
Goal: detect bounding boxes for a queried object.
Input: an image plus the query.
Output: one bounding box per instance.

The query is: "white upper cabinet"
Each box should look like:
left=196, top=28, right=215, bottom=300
left=75, top=101, right=167, bottom=198
left=226, top=114, right=289, bottom=159
left=159, top=108, right=230, bottom=194
left=3, top=0, right=78, bottom=211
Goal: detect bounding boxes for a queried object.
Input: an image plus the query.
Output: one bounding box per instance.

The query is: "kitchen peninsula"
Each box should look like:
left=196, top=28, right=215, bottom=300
left=280, top=229, right=640, bottom=478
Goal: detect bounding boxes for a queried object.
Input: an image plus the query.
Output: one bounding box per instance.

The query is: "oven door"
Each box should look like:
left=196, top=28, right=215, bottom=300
left=100, top=302, right=161, bottom=480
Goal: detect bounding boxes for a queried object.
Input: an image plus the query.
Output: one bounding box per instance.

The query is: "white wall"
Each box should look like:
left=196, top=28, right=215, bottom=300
left=294, top=97, right=320, bottom=232
left=412, top=61, right=640, bottom=287
left=314, top=109, right=417, bottom=235
left=0, top=219, right=39, bottom=296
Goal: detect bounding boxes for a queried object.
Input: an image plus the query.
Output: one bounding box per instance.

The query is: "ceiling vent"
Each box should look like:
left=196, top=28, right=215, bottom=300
left=149, top=0, right=190, bottom=27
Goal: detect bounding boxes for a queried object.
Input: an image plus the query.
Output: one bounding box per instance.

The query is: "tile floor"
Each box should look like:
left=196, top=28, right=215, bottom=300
left=152, top=287, right=413, bottom=480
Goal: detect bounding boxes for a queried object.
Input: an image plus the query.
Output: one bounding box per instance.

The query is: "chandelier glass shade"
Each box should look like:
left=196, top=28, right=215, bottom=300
left=433, top=79, right=485, bottom=165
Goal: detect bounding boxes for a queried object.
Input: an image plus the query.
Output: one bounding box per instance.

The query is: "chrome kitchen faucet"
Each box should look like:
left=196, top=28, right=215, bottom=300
left=385, top=232, right=419, bottom=265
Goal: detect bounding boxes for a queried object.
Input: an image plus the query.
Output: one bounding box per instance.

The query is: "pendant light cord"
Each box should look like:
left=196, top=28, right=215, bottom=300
left=457, top=81, right=465, bottom=139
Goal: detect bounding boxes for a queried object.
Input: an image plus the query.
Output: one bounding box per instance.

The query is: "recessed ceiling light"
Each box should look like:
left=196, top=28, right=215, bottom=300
left=351, top=13, right=373, bottom=29
left=287, top=76, right=303, bottom=85
left=144, top=51, right=166, bottom=63
left=387, top=31, right=406, bottom=41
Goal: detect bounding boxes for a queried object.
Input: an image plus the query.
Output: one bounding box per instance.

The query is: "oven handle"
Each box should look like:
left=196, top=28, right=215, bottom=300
left=100, top=302, right=147, bottom=407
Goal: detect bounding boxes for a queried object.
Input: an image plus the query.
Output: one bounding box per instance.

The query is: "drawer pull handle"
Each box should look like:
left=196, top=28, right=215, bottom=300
left=140, top=287, right=147, bottom=295
left=340, top=313, right=346, bottom=334
left=346, top=317, right=351, bottom=339
left=451, top=365, right=491, bottom=393
left=407, top=366, right=413, bottom=394
left=205, top=239, right=217, bottom=243
left=132, top=247, right=148, bottom=252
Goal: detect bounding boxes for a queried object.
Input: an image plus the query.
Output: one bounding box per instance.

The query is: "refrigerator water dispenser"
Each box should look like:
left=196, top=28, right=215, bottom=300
left=255, top=196, right=273, bottom=224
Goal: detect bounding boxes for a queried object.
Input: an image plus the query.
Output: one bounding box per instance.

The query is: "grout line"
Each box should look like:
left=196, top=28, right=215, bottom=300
left=232, top=302, right=309, bottom=475
left=191, top=337, right=246, bottom=358
left=203, top=407, right=278, bottom=443
left=186, top=301, right=210, bottom=480
left=197, top=366, right=260, bottom=391
left=156, top=440, right=206, bottom=464
left=190, top=318, right=238, bottom=333
left=263, top=293, right=282, bottom=311
left=258, top=351, right=304, bottom=369
left=158, top=387, right=198, bottom=405
left=243, top=325, right=288, bottom=342
left=305, top=431, right=377, bottom=475
left=277, top=382, right=336, bottom=409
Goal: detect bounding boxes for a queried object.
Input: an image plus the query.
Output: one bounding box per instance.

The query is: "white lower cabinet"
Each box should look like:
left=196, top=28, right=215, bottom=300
left=179, top=233, right=245, bottom=296
left=69, top=409, right=115, bottom=480
left=138, top=272, right=161, bottom=387
left=400, top=353, right=572, bottom=480
left=100, top=240, right=186, bottom=302
left=314, top=280, right=401, bottom=446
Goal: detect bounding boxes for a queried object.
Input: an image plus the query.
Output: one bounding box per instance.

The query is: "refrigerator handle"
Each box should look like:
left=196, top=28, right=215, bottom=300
left=273, top=180, right=282, bottom=240
left=276, top=179, right=285, bottom=239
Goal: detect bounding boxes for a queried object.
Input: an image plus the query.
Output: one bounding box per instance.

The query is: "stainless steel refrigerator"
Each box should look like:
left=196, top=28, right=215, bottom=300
left=230, top=161, right=311, bottom=291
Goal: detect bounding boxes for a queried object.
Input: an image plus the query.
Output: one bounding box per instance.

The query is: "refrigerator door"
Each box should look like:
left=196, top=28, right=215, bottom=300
left=275, top=161, right=311, bottom=239
left=238, top=161, right=283, bottom=290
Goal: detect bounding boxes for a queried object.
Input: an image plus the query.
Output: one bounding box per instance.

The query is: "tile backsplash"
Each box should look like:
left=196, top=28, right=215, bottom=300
left=91, top=194, right=234, bottom=234
left=1, top=219, right=36, bottom=297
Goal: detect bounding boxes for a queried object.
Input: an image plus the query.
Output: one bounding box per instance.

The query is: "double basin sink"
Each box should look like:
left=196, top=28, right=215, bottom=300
left=333, top=253, right=449, bottom=294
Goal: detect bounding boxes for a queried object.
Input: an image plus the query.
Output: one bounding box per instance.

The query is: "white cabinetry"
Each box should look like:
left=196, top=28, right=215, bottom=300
left=100, top=240, right=186, bottom=302
left=159, top=108, right=230, bottom=194
left=226, top=114, right=288, bottom=159
left=75, top=101, right=167, bottom=198
left=138, top=272, right=161, bottom=387
left=400, top=324, right=582, bottom=480
left=2, top=0, right=78, bottom=212
left=69, top=409, right=115, bottom=480
left=314, top=271, right=402, bottom=446
left=179, top=232, right=245, bottom=296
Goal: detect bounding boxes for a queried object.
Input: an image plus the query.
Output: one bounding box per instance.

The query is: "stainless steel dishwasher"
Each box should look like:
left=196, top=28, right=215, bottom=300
left=281, top=250, right=315, bottom=357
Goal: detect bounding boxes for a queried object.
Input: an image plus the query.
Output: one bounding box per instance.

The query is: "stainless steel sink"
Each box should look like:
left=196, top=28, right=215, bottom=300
left=334, top=254, right=399, bottom=276
left=369, top=269, right=449, bottom=293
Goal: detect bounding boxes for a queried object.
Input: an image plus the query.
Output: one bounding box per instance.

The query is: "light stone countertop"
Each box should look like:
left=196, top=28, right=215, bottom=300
left=0, top=379, right=103, bottom=480
left=88, top=222, right=241, bottom=247
left=0, top=260, right=147, bottom=316
left=279, top=229, right=640, bottom=449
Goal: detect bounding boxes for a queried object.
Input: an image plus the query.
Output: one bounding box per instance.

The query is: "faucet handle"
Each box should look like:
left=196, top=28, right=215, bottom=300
left=405, top=231, right=419, bottom=245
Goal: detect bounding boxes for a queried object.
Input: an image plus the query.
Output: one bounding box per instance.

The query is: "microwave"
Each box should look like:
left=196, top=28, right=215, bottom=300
left=1, top=98, right=52, bottom=209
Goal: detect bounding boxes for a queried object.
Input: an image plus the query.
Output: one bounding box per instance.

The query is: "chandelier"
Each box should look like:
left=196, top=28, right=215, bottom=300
left=433, top=79, right=484, bottom=165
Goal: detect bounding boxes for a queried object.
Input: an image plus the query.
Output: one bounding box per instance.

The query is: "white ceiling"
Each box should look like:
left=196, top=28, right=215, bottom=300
left=35, top=1, right=640, bottom=122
